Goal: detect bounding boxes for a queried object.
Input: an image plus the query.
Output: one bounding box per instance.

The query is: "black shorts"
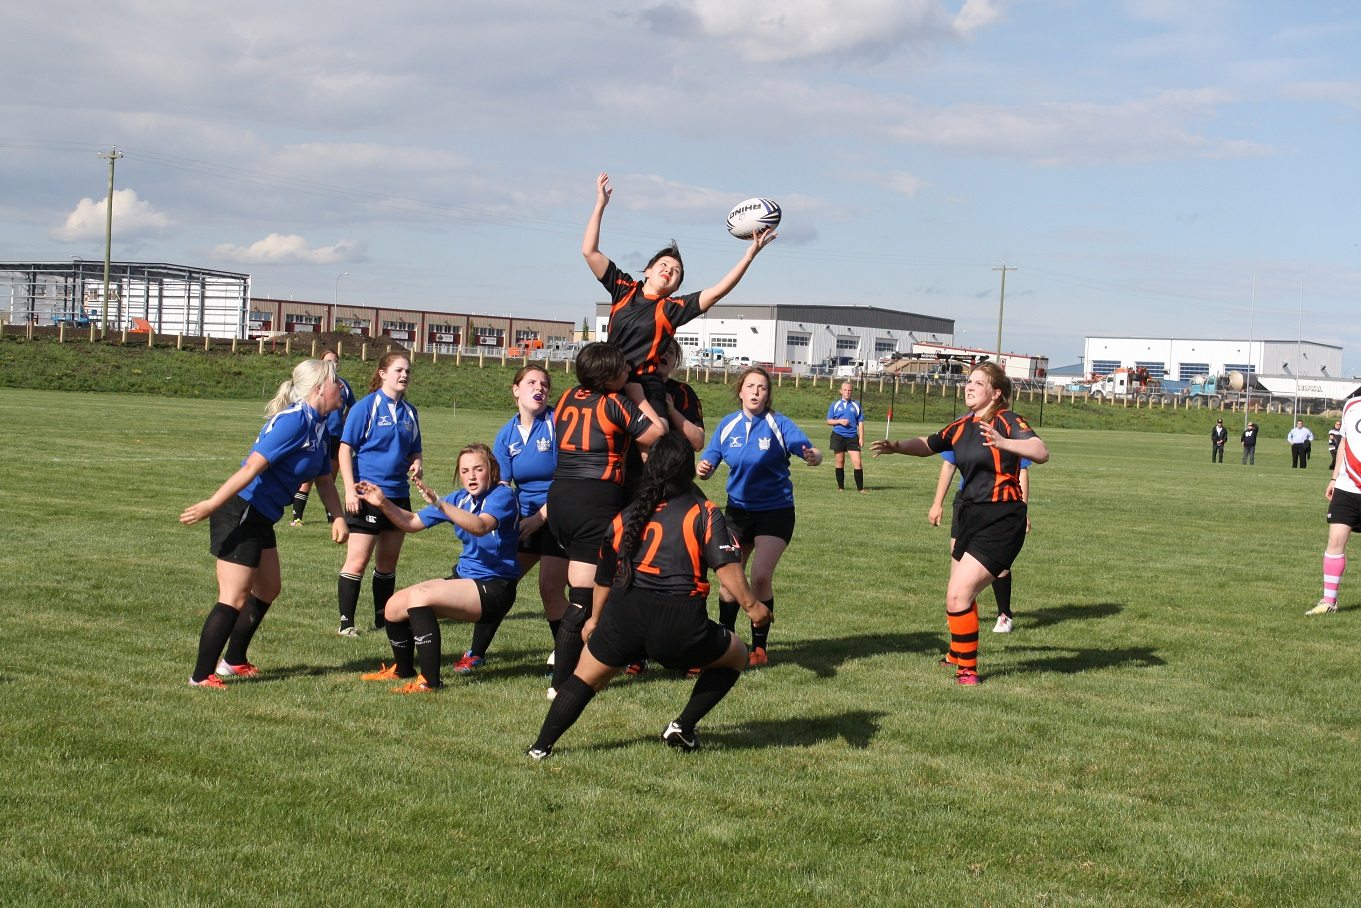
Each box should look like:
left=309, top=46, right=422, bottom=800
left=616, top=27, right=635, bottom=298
left=547, top=479, right=623, bottom=562
left=949, top=495, right=963, bottom=539
left=346, top=495, right=411, bottom=535
left=724, top=505, right=796, bottom=546
left=587, top=587, right=732, bottom=670
left=518, top=521, right=567, bottom=559
left=209, top=495, right=277, bottom=567
left=953, top=501, right=1027, bottom=577
left=829, top=433, right=861, bottom=453
left=444, top=569, right=519, bottom=623
left=1326, top=487, right=1361, bottom=530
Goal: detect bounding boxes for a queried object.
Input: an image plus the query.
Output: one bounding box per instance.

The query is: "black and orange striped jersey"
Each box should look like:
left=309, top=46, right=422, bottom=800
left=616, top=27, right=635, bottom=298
left=665, top=378, right=704, bottom=428
left=595, top=486, right=741, bottom=598
left=551, top=386, right=653, bottom=485
left=926, top=409, right=1037, bottom=504
left=601, top=260, right=702, bottom=378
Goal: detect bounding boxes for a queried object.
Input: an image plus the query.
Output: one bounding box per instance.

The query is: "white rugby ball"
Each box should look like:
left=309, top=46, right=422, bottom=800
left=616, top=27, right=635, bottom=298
left=726, top=197, right=781, bottom=238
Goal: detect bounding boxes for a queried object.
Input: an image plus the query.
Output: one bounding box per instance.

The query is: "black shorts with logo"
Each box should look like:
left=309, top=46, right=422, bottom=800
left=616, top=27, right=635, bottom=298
left=209, top=495, right=277, bottom=567
left=724, top=505, right=796, bottom=546
left=346, top=496, right=412, bottom=535
left=444, top=569, right=519, bottom=624
left=829, top=433, right=861, bottom=454
left=952, top=500, right=1027, bottom=577
left=548, top=479, right=623, bottom=562
left=1326, top=487, right=1361, bottom=530
left=587, top=587, right=732, bottom=670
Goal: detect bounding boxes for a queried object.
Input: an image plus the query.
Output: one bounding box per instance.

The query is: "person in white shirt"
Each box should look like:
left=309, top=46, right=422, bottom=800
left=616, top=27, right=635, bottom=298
left=1287, top=419, right=1315, bottom=469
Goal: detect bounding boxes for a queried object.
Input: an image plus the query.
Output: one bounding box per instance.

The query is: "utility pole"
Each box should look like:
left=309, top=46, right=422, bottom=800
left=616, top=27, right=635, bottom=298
left=98, top=146, right=123, bottom=336
left=993, top=263, right=1017, bottom=362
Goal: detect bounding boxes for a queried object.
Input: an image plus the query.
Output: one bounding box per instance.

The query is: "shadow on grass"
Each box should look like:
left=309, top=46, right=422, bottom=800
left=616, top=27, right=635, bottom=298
left=991, top=644, right=1165, bottom=678
left=1020, top=601, right=1124, bottom=629
left=582, top=709, right=890, bottom=754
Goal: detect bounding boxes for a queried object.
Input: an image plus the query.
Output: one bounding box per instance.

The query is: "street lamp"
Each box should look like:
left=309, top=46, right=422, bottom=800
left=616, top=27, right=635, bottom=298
left=993, top=263, right=1017, bottom=362
left=334, top=272, right=349, bottom=330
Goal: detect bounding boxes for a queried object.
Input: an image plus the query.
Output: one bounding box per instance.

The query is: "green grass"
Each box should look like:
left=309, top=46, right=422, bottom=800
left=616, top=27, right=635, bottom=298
left=2, top=384, right=1359, bottom=906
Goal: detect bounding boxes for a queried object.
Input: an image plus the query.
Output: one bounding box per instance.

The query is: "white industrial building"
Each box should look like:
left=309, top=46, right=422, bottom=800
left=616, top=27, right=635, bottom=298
left=1082, top=336, right=1343, bottom=382
left=594, top=302, right=954, bottom=371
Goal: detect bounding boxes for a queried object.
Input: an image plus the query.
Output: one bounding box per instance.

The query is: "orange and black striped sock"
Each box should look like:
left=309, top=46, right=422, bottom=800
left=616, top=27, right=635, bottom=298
left=947, top=602, right=979, bottom=671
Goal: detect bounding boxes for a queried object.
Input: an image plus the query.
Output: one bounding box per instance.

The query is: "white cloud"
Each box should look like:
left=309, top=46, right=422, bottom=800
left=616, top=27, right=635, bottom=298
left=52, top=188, right=172, bottom=242
left=212, top=233, right=365, bottom=265
left=883, top=172, right=927, bottom=197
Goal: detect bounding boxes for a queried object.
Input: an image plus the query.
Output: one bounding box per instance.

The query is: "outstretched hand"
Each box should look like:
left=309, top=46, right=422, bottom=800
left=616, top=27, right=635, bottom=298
left=353, top=480, right=386, bottom=507
left=596, top=172, right=612, bottom=207
left=411, top=476, right=441, bottom=505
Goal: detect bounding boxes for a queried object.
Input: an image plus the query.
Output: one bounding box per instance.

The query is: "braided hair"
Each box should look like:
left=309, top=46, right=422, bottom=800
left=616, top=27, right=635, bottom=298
left=614, top=431, right=695, bottom=590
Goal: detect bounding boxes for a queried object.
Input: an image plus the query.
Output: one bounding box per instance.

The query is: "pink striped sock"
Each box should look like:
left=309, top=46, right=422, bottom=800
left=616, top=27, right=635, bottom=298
left=1323, top=552, right=1346, bottom=604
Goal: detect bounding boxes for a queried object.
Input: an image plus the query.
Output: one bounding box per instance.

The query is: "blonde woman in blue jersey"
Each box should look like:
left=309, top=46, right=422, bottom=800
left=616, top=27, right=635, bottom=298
left=180, top=358, right=348, bottom=688
left=698, top=366, right=821, bottom=667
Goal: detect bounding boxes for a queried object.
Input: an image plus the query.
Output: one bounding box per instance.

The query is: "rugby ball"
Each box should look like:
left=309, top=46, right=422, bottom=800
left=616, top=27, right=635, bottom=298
left=726, top=197, right=781, bottom=239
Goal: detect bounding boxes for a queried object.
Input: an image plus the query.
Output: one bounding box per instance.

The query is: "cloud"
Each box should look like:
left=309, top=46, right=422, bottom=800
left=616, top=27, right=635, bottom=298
left=212, top=233, right=366, bottom=265
left=52, top=188, right=172, bottom=242
left=1278, top=80, right=1361, bottom=111
left=671, top=0, right=998, bottom=63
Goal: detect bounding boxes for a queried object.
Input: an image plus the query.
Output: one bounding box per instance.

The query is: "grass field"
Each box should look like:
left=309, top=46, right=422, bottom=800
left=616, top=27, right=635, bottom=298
left=2, top=388, right=1359, bottom=907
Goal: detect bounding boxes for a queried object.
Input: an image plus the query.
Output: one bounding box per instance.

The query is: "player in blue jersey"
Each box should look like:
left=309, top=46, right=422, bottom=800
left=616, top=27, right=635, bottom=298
left=873, top=362, right=1049, bottom=684
left=355, top=443, right=520, bottom=692
left=454, top=364, right=571, bottom=674
left=698, top=366, right=822, bottom=667
left=180, top=358, right=349, bottom=688
left=336, top=352, right=423, bottom=637
left=929, top=450, right=1033, bottom=634
left=827, top=381, right=866, bottom=492
left=289, top=349, right=355, bottom=525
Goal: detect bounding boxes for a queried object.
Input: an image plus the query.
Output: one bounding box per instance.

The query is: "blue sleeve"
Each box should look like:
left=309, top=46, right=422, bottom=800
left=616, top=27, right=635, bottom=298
left=701, top=422, right=724, bottom=466
left=417, top=494, right=458, bottom=529
left=408, top=403, right=422, bottom=455
left=487, top=486, right=518, bottom=527
left=826, top=402, right=837, bottom=420
left=940, top=450, right=956, bottom=464
left=341, top=394, right=370, bottom=448
left=778, top=413, right=813, bottom=457
left=493, top=419, right=515, bottom=484
left=252, top=410, right=307, bottom=464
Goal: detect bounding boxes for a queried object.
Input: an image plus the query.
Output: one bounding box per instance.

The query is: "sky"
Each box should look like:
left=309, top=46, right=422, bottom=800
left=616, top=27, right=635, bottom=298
left=3, top=1, right=1360, bottom=372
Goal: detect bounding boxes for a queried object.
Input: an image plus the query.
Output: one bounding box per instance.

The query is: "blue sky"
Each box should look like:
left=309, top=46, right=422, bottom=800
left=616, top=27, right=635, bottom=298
left=3, top=1, right=1359, bottom=370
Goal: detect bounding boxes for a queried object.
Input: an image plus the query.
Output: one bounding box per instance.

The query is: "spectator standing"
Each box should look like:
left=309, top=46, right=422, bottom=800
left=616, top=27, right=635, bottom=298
left=1288, top=419, right=1314, bottom=469
left=1211, top=418, right=1228, bottom=463
left=1241, top=422, right=1259, bottom=465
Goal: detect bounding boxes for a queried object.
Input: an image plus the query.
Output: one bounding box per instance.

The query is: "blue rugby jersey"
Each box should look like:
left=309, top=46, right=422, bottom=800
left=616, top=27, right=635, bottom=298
left=325, top=377, right=356, bottom=438
left=826, top=398, right=864, bottom=438
left=701, top=409, right=814, bottom=511
left=493, top=409, right=556, bottom=516
left=417, top=484, right=521, bottom=581
left=341, top=389, right=422, bottom=496
left=239, top=403, right=331, bottom=522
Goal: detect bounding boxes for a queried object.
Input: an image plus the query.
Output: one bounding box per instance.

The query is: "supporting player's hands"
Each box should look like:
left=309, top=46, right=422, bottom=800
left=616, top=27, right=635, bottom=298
left=801, top=447, right=823, bottom=467
left=927, top=504, right=943, bottom=526
left=697, top=459, right=716, bottom=480
left=179, top=501, right=213, bottom=525
left=519, top=510, right=546, bottom=541
left=354, top=480, right=387, bottom=508
left=743, top=600, right=772, bottom=629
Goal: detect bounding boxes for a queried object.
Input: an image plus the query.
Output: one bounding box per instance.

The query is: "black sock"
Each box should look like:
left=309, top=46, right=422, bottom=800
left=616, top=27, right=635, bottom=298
left=407, top=606, right=443, bottom=688
left=192, top=603, right=239, bottom=682
left=718, top=598, right=739, bottom=631
left=291, top=491, right=309, bottom=521
left=751, top=597, right=774, bottom=650
left=676, top=666, right=741, bottom=730
left=384, top=618, right=417, bottom=677
left=854, top=469, right=864, bottom=491
left=372, top=570, right=395, bottom=629
left=552, top=587, right=593, bottom=690
left=338, top=573, right=362, bottom=628
left=532, top=675, right=597, bottom=752
left=548, top=618, right=562, bottom=644
left=223, top=596, right=272, bottom=666
left=994, top=573, right=1013, bottom=619
left=835, top=467, right=845, bottom=490
left=469, top=621, right=498, bottom=659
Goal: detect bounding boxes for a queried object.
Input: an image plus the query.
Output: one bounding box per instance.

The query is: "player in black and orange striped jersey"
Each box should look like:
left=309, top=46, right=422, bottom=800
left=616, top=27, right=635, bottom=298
left=582, top=171, right=776, bottom=427
left=527, top=432, right=769, bottom=758
left=659, top=338, right=705, bottom=451
left=547, top=342, right=664, bottom=696
left=872, top=362, right=1049, bottom=685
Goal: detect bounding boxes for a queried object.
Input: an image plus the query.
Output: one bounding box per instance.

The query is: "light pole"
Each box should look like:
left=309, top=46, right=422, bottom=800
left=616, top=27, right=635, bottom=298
left=334, top=272, right=349, bottom=330
left=993, top=263, right=1017, bottom=364
left=97, top=147, right=122, bottom=336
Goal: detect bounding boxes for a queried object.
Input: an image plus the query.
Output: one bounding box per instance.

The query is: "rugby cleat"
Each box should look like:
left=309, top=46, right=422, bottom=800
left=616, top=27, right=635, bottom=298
left=526, top=746, right=552, bottom=761
left=624, top=660, right=647, bottom=676
left=747, top=647, right=768, bottom=669
left=215, top=660, right=259, bottom=679
left=338, top=624, right=360, bottom=638
left=361, top=662, right=403, bottom=681
left=393, top=674, right=440, bottom=694
left=993, top=614, right=1013, bottom=634
left=1306, top=599, right=1338, bottom=616
left=189, top=675, right=228, bottom=690
left=453, top=651, right=485, bottom=674
left=661, top=721, right=699, bottom=752
left=955, top=669, right=981, bottom=686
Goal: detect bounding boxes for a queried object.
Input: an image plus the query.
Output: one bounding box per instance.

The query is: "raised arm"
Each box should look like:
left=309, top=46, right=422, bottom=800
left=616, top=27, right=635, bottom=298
left=697, top=228, right=777, bottom=312
left=582, top=172, right=612, bottom=280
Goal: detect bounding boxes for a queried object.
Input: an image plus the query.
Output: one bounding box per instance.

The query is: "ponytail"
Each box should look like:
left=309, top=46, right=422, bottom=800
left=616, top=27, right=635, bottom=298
left=266, top=358, right=337, bottom=417
left=615, top=432, right=696, bottom=590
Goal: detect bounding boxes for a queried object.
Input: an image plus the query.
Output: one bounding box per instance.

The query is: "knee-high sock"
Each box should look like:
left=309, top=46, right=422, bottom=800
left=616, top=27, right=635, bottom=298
left=854, top=468, right=864, bottom=491
left=751, top=597, right=774, bottom=651
left=372, top=571, right=395, bottom=628
left=406, top=606, right=442, bottom=687
left=834, top=467, right=845, bottom=490
left=192, top=603, right=239, bottom=682
left=291, top=491, right=309, bottom=522
left=718, top=597, right=739, bottom=632
left=947, top=603, right=980, bottom=670
left=993, top=573, right=1013, bottom=618
left=338, top=573, right=362, bottom=628
left=1324, top=552, right=1347, bottom=604
left=468, top=619, right=500, bottom=658
left=531, top=675, right=596, bottom=752
left=551, top=587, right=593, bottom=690
left=223, top=596, right=272, bottom=666
left=384, top=618, right=416, bottom=678
left=675, top=666, right=741, bottom=731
